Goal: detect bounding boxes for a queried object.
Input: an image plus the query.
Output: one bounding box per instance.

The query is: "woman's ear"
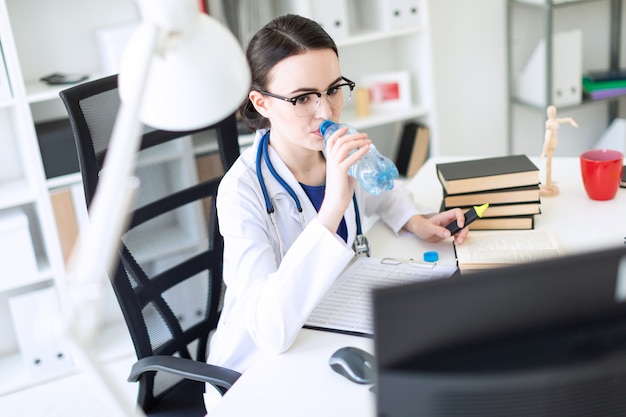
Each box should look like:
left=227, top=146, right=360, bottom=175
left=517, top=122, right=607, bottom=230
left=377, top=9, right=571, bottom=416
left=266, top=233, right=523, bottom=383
left=249, top=90, right=270, bottom=119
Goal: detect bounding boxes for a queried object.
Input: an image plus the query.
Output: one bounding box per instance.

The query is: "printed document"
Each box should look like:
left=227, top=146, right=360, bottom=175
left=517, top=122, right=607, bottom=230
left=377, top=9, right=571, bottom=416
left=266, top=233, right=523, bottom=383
left=305, top=256, right=457, bottom=336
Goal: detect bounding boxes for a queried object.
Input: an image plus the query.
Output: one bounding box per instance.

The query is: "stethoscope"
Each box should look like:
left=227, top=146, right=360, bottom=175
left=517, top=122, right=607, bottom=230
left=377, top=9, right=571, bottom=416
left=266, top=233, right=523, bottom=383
left=256, top=131, right=370, bottom=257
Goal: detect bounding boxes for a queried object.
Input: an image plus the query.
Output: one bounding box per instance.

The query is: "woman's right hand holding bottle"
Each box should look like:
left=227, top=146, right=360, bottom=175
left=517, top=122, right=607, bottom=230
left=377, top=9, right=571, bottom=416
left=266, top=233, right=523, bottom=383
left=318, top=125, right=370, bottom=233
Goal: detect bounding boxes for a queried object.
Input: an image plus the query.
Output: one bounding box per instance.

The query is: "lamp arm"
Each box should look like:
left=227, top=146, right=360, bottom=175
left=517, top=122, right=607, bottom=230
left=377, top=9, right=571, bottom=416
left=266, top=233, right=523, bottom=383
left=65, top=21, right=157, bottom=345
left=62, top=22, right=161, bottom=417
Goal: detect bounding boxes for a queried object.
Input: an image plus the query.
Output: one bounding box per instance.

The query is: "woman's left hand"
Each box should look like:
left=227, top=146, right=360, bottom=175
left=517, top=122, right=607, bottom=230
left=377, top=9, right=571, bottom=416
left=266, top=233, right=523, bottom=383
left=403, top=209, right=469, bottom=245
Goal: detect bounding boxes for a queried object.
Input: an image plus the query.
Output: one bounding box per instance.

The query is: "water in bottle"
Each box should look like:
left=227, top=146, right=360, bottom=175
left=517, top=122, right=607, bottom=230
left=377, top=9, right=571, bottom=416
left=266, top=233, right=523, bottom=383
left=319, top=120, right=399, bottom=195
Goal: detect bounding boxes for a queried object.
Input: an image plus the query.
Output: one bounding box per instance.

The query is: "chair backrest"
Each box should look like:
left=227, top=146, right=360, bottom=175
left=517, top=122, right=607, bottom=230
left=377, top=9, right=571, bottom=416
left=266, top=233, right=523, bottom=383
left=59, top=74, right=240, bottom=412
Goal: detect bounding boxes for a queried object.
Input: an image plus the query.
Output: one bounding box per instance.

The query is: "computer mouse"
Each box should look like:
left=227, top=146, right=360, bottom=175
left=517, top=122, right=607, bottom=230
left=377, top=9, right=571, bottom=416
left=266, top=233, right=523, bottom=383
left=328, top=346, right=376, bottom=384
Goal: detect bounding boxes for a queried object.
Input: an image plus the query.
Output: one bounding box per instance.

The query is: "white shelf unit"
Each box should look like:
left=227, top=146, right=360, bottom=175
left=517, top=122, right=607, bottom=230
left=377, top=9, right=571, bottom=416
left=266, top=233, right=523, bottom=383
left=125, top=138, right=209, bottom=266
left=0, top=0, right=68, bottom=371
left=0, top=0, right=141, bottom=396
left=0, top=0, right=437, bottom=396
left=25, top=73, right=109, bottom=104
left=508, top=0, right=626, bottom=156
left=265, top=0, right=437, bottom=158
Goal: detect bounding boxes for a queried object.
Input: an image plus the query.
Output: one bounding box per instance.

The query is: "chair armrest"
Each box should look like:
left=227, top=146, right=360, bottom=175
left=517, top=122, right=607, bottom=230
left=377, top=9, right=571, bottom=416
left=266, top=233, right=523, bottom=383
left=128, top=355, right=241, bottom=391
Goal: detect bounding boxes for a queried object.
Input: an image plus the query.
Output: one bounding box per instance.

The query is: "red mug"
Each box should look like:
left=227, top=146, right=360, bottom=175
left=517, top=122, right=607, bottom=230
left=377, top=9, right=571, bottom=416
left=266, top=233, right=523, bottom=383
left=579, top=149, right=623, bottom=201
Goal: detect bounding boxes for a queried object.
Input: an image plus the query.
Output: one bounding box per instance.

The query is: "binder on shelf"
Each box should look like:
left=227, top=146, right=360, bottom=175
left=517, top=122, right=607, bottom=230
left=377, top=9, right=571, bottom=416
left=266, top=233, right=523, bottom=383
left=35, top=118, right=80, bottom=179
left=50, top=188, right=79, bottom=265
left=358, top=0, right=421, bottom=32
left=0, top=208, right=38, bottom=288
left=196, top=153, right=225, bottom=223
left=95, top=22, right=139, bottom=75
left=516, top=29, right=582, bottom=107
left=310, top=0, right=350, bottom=41
left=9, top=287, right=74, bottom=380
left=395, top=121, right=429, bottom=177
left=397, top=0, right=421, bottom=29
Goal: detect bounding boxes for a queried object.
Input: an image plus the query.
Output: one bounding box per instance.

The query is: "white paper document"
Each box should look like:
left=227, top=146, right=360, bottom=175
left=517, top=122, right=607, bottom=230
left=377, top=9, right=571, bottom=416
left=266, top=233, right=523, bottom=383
left=305, top=256, right=457, bottom=336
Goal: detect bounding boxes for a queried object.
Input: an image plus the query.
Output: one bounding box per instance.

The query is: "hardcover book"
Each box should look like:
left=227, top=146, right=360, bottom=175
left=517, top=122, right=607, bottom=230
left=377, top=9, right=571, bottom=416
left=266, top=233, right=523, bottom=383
left=582, top=76, right=626, bottom=92
left=443, top=184, right=541, bottom=207
left=445, top=202, right=541, bottom=218
left=467, top=215, right=535, bottom=231
left=436, top=155, right=539, bottom=195
left=585, top=69, right=626, bottom=82
left=584, top=87, right=626, bottom=100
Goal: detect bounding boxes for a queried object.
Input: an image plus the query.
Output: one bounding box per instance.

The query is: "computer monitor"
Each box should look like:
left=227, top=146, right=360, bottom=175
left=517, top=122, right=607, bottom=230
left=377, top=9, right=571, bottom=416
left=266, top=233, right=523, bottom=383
left=373, top=245, right=626, bottom=417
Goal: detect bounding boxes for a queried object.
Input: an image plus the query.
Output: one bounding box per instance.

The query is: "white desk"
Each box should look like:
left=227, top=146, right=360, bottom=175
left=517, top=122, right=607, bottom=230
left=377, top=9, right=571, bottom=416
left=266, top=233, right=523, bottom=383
left=402, top=156, right=625, bottom=254
left=527, top=157, right=625, bottom=253
left=2, top=158, right=621, bottom=416
left=210, top=156, right=626, bottom=417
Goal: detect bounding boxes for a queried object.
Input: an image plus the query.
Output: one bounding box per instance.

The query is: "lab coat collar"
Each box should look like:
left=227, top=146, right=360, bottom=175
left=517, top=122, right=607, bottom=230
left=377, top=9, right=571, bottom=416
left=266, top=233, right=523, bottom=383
left=253, top=129, right=356, bottom=242
left=254, top=130, right=317, bottom=226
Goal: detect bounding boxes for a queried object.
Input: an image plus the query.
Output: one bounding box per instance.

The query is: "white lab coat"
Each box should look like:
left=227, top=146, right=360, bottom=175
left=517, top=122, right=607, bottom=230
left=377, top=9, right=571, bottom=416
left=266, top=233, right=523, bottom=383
left=207, top=130, right=434, bottom=373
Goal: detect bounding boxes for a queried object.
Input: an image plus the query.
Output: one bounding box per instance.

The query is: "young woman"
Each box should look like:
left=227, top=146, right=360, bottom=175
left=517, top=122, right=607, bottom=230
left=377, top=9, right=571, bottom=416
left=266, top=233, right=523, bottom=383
left=207, top=14, right=468, bottom=374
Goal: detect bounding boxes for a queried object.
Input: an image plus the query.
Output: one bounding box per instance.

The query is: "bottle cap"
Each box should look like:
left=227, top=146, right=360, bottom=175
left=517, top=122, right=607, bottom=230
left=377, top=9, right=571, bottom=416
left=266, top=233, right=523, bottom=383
left=319, top=119, right=335, bottom=136
left=423, top=251, right=439, bottom=262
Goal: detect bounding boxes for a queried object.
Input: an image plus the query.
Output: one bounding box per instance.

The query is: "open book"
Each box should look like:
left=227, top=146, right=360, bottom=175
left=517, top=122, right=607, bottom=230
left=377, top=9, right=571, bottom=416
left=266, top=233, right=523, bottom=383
left=454, top=229, right=563, bottom=272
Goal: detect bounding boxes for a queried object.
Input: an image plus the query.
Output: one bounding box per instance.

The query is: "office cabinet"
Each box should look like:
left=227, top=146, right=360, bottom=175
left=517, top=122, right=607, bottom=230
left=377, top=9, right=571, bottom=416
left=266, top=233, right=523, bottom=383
left=0, top=0, right=63, bottom=392
left=0, top=0, right=141, bottom=394
left=508, top=0, right=625, bottom=155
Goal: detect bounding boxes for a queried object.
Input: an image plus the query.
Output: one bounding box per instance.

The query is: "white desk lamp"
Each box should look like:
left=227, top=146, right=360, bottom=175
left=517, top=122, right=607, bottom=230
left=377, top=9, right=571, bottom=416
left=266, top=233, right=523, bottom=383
left=62, top=0, right=250, bottom=415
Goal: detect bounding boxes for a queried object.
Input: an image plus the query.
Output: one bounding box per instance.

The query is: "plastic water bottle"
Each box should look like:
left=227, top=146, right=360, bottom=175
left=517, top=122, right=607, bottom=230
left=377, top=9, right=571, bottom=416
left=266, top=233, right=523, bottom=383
left=320, top=120, right=399, bottom=195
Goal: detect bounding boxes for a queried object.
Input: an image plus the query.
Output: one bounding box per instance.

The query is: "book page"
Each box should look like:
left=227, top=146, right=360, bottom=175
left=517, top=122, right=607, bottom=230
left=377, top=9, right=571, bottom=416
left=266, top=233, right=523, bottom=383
left=454, top=230, right=563, bottom=268
left=305, top=257, right=457, bottom=335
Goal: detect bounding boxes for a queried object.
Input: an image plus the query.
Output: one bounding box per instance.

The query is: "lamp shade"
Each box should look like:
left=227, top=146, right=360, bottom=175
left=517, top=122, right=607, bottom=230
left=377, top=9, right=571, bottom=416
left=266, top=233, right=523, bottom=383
left=119, top=4, right=250, bottom=131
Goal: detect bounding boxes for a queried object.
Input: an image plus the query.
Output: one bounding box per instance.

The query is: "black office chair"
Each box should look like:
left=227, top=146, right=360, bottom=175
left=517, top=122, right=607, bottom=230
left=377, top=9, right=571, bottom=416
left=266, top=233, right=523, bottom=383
left=59, top=74, right=241, bottom=416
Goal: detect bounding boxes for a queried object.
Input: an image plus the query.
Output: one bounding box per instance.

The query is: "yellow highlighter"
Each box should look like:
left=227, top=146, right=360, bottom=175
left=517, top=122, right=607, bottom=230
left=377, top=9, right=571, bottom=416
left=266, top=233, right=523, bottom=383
left=445, top=203, right=489, bottom=235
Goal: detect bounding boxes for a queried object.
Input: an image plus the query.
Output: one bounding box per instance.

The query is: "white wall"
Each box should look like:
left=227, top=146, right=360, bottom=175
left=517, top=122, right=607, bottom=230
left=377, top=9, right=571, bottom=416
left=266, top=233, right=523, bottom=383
left=428, top=0, right=626, bottom=159
left=428, top=0, right=508, bottom=157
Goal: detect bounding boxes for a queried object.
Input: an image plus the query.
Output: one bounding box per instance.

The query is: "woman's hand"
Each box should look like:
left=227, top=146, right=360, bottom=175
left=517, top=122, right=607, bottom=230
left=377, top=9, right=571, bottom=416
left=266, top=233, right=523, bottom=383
left=318, top=126, right=371, bottom=233
left=403, top=208, right=469, bottom=245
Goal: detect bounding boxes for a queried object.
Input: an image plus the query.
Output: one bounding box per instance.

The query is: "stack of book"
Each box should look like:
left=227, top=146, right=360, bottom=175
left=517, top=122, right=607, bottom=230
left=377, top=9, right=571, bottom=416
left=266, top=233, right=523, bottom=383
left=436, top=155, right=541, bottom=230
left=582, top=69, right=626, bottom=100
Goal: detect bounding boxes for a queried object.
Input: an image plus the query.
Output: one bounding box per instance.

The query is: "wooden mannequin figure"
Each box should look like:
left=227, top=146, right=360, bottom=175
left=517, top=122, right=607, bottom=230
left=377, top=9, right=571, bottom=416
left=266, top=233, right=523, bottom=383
left=539, top=105, right=578, bottom=196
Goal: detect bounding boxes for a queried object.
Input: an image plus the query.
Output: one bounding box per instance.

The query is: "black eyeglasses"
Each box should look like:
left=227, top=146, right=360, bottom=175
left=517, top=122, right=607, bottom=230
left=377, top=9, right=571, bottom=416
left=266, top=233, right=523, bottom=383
left=260, top=76, right=356, bottom=117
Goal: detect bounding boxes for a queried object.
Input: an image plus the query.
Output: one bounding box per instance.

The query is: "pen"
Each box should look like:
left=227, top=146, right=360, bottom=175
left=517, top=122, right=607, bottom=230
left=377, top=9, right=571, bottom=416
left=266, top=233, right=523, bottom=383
left=445, top=203, right=489, bottom=235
